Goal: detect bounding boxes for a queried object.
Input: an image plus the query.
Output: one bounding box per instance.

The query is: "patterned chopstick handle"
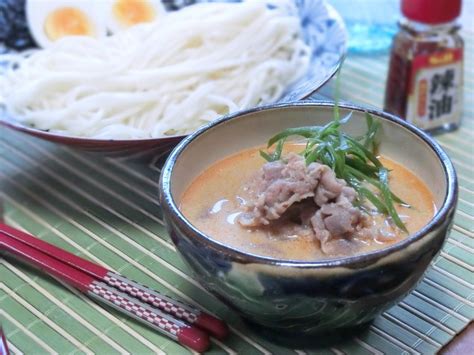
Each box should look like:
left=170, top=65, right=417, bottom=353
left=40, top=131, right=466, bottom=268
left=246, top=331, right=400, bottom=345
left=88, top=281, right=210, bottom=352
left=105, top=272, right=199, bottom=321
left=104, top=272, right=228, bottom=339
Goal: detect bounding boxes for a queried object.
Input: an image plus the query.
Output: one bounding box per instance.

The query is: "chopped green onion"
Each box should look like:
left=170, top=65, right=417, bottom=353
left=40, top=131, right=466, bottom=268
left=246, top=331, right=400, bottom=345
left=260, top=138, right=285, bottom=162
left=379, top=168, right=408, bottom=232
left=358, top=186, right=388, bottom=215
left=267, top=127, right=321, bottom=147
left=262, top=109, right=409, bottom=232
left=259, top=150, right=273, bottom=162
left=363, top=112, right=380, bottom=150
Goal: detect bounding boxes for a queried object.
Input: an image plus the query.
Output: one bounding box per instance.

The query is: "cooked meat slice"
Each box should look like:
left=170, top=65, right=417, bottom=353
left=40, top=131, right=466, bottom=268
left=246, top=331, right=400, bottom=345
left=337, top=186, right=358, bottom=203
left=314, top=168, right=346, bottom=206
left=237, top=152, right=372, bottom=255
left=310, top=209, right=331, bottom=244
left=311, top=200, right=362, bottom=245
left=238, top=153, right=325, bottom=226
left=262, top=160, right=285, bottom=180
left=319, top=238, right=361, bottom=256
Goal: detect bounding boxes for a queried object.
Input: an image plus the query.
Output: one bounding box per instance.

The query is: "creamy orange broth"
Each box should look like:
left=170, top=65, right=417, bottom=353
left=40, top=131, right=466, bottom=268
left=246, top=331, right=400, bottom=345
left=180, top=146, right=436, bottom=260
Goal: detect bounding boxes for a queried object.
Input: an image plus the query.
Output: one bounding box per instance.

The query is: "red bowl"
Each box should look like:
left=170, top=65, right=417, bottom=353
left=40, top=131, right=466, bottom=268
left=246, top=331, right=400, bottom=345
left=1, top=117, right=184, bottom=157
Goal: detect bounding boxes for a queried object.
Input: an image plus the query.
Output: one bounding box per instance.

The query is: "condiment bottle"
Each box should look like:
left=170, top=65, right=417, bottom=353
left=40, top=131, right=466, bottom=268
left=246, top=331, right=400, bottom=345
left=384, top=0, right=463, bottom=133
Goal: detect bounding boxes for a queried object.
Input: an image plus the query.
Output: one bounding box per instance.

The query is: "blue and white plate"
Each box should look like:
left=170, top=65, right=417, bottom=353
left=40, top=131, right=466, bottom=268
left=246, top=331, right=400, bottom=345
left=1, top=0, right=346, bottom=155
left=283, top=0, right=347, bottom=101
left=165, top=0, right=347, bottom=101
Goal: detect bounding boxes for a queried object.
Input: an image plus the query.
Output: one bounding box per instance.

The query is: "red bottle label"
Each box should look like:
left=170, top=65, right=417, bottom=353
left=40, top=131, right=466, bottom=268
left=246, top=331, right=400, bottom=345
left=406, top=48, right=463, bottom=130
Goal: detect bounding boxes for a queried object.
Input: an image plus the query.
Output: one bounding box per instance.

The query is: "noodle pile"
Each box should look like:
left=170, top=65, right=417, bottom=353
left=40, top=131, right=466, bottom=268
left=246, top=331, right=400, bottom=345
left=0, top=0, right=310, bottom=139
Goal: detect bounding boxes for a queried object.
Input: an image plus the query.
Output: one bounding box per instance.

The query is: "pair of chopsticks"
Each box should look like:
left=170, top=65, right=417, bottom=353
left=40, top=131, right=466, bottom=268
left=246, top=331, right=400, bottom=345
left=0, top=223, right=228, bottom=352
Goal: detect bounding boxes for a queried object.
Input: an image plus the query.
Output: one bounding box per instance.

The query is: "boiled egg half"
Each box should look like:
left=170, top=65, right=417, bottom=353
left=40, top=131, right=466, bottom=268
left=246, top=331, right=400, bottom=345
left=27, top=0, right=106, bottom=48
left=104, top=0, right=166, bottom=33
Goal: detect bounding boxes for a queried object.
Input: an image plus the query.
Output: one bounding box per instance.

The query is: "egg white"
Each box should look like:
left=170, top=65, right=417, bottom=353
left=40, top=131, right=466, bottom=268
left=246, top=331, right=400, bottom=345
left=27, top=0, right=107, bottom=48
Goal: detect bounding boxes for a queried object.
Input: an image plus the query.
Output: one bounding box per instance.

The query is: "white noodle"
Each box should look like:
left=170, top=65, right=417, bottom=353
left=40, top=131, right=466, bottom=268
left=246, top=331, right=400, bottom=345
left=0, top=0, right=310, bottom=139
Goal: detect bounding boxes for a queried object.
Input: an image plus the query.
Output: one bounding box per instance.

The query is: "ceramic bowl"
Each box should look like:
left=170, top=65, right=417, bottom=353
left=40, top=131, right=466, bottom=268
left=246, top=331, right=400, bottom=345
left=0, top=0, right=346, bottom=155
left=159, top=102, right=458, bottom=334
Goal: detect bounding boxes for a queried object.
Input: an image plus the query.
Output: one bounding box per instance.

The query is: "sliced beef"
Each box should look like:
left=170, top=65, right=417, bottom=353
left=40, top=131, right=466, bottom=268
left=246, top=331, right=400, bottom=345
left=237, top=153, right=371, bottom=255
left=310, top=198, right=364, bottom=254
left=238, top=153, right=326, bottom=226
left=314, top=168, right=345, bottom=206
left=318, top=238, right=361, bottom=256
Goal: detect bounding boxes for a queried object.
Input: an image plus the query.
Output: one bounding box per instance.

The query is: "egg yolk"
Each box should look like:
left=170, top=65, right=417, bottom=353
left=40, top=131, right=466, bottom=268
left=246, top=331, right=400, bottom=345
left=44, top=7, right=95, bottom=41
left=113, top=0, right=156, bottom=27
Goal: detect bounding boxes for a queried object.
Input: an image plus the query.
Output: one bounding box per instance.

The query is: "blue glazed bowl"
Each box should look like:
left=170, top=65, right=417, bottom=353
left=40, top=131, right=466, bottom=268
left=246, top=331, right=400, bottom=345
left=159, top=102, right=458, bottom=333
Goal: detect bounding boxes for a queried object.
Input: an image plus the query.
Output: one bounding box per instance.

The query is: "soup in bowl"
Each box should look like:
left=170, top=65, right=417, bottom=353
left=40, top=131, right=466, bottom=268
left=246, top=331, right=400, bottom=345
left=159, top=102, right=457, bottom=333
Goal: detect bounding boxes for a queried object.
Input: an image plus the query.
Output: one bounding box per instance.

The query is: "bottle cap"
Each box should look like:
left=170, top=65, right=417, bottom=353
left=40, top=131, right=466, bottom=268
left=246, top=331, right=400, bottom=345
left=402, top=0, right=461, bottom=24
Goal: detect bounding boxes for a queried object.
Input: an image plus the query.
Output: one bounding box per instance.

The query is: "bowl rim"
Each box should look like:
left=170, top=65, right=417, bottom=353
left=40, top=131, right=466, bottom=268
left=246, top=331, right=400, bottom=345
left=160, top=101, right=458, bottom=268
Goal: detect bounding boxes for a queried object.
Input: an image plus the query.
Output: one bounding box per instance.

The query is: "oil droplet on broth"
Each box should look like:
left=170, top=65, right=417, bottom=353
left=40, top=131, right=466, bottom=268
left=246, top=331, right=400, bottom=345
left=209, top=199, right=229, bottom=214
left=226, top=212, right=241, bottom=225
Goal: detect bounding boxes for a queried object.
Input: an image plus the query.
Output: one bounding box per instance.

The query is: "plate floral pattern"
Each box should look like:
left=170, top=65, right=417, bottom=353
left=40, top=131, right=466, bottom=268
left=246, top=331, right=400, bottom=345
left=163, top=0, right=347, bottom=102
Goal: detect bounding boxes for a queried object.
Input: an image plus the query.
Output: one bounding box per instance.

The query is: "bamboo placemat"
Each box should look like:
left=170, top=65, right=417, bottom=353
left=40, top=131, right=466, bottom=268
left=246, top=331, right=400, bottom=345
left=1, top=34, right=473, bottom=355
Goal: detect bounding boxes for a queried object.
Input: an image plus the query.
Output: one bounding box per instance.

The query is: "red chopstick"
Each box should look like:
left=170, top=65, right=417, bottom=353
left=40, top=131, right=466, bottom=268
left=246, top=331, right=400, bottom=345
left=0, top=326, right=10, bottom=355
left=0, top=223, right=228, bottom=340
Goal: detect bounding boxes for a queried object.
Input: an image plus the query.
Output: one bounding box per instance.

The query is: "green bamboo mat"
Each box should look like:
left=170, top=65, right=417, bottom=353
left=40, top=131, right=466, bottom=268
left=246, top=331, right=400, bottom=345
left=1, top=34, right=473, bottom=355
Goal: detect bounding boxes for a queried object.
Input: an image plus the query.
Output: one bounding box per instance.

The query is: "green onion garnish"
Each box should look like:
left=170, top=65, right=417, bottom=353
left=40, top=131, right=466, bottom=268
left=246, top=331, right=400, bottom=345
left=260, top=108, right=409, bottom=232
